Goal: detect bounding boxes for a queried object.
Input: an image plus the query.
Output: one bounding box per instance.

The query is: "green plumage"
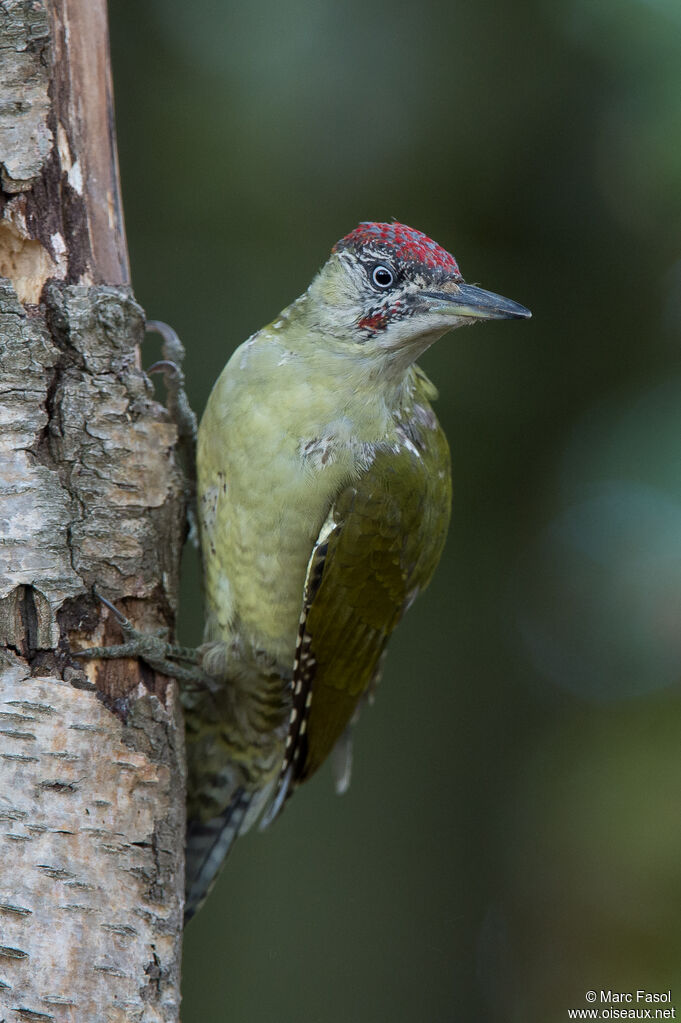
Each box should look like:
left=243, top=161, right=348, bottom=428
left=186, top=348, right=450, bottom=812
left=73, top=223, right=528, bottom=919
left=179, top=221, right=528, bottom=915
left=293, top=388, right=451, bottom=783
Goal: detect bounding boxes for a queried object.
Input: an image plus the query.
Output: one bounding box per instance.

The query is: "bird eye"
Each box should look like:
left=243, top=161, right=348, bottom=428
left=370, top=264, right=395, bottom=289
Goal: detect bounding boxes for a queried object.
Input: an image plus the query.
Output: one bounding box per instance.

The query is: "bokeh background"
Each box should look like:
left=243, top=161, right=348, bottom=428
left=109, top=2, right=681, bottom=1020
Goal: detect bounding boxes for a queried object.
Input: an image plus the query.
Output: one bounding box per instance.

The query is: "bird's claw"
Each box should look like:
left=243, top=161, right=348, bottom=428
left=146, top=320, right=186, bottom=368
left=74, top=590, right=221, bottom=692
left=93, top=586, right=135, bottom=634
left=144, top=321, right=198, bottom=547
left=145, top=321, right=197, bottom=443
left=148, top=359, right=183, bottom=378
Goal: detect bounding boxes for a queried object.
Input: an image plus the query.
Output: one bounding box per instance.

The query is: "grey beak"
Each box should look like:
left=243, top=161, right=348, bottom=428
left=423, top=282, right=531, bottom=321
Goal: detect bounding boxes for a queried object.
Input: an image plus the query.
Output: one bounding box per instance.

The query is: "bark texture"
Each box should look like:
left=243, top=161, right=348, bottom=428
left=0, top=2, right=186, bottom=1019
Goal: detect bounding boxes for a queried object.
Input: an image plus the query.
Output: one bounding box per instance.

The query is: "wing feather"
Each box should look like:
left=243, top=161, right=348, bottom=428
left=271, top=387, right=451, bottom=814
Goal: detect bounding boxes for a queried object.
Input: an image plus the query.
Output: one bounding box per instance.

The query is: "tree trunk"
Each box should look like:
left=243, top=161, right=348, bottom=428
left=0, top=1, right=186, bottom=1019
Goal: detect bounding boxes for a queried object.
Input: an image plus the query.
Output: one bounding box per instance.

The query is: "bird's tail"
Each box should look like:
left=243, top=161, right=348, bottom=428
left=184, top=787, right=253, bottom=922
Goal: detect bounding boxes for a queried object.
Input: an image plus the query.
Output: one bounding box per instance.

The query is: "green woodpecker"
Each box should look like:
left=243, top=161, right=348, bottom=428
left=76, top=221, right=530, bottom=919
left=183, top=222, right=530, bottom=917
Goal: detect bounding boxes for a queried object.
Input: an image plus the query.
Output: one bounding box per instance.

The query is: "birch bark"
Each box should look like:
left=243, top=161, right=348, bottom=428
left=0, top=2, right=186, bottom=1018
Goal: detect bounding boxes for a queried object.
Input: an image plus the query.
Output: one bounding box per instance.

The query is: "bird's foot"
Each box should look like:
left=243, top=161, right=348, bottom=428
left=146, top=320, right=199, bottom=545
left=146, top=320, right=197, bottom=445
left=73, top=591, right=220, bottom=693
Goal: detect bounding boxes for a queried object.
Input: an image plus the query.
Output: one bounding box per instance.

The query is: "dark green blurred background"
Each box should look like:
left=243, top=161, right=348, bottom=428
left=109, top=2, right=681, bottom=1020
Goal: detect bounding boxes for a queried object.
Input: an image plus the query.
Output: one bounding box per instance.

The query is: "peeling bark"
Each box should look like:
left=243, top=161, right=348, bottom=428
left=0, top=2, right=186, bottom=1019
left=0, top=669, right=184, bottom=1021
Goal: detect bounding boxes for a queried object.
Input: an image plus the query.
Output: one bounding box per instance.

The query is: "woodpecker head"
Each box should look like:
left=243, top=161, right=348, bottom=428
left=306, top=221, right=530, bottom=371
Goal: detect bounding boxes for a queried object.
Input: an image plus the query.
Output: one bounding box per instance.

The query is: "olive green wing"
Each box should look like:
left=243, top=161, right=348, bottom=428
left=279, top=411, right=451, bottom=800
